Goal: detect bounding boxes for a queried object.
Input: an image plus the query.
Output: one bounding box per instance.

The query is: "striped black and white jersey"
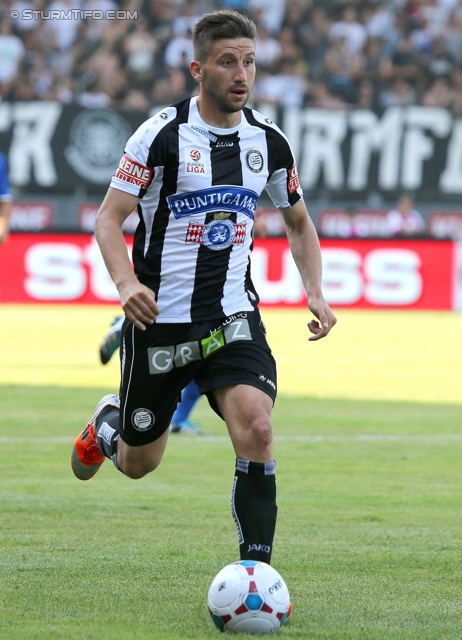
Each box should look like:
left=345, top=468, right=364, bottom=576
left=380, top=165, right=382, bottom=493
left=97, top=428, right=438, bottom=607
left=110, top=96, right=302, bottom=323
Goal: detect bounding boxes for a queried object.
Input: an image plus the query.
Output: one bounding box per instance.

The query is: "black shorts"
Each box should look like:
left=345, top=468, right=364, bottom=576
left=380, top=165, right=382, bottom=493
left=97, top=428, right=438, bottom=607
left=118, top=309, right=277, bottom=445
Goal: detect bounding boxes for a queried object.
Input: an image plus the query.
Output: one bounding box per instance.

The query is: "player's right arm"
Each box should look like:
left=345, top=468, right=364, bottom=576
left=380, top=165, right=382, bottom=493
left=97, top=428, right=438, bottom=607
left=0, top=199, right=12, bottom=244
left=95, top=187, right=160, bottom=330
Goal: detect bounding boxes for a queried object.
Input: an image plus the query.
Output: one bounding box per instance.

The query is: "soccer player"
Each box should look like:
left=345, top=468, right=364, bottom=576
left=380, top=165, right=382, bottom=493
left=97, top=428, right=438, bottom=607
left=71, top=9, right=336, bottom=565
left=0, top=151, right=12, bottom=244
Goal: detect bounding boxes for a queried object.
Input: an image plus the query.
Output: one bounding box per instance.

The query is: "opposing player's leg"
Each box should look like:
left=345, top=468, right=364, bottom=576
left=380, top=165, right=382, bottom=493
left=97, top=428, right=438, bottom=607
left=213, top=384, right=278, bottom=565
left=99, top=315, right=124, bottom=365
left=170, top=378, right=202, bottom=435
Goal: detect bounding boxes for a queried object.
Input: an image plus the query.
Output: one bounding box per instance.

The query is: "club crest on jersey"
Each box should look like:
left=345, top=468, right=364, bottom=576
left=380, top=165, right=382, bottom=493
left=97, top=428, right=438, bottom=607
left=185, top=219, right=246, bottom=250
left=168, top=186, right=258, bottom=219
left=246, top=150, right=264, bottom=173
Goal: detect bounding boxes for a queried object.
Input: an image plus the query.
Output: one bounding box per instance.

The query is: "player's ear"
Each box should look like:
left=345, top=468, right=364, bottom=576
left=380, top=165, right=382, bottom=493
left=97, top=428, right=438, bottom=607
left=190, top=60, right=202, bottom=82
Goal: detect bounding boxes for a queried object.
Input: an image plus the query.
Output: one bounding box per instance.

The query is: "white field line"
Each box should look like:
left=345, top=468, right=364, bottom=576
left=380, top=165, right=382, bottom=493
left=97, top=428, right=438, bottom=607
left=1, top=434, right=462, bottom=444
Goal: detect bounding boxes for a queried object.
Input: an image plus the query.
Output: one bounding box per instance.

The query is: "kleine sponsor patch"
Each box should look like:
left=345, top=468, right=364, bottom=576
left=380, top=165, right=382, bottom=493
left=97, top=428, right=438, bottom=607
left=115, top=155, right=153, bottom=189
left=288, top=162, right=300, bottom=193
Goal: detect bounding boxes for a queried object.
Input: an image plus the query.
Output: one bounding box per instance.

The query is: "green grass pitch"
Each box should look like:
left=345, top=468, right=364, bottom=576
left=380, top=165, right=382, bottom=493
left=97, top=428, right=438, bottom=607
left=1, top=305, right=461, bottom=639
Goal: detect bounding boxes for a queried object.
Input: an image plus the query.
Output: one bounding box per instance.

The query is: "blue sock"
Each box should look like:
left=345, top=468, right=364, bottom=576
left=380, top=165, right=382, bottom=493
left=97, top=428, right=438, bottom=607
left=172, top=379, right=200, bottom=424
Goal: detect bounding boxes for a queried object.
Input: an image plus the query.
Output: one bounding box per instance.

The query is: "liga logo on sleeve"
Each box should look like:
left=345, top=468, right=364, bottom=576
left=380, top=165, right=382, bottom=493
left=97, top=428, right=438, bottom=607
left=115, top=155, right=154, bottom=189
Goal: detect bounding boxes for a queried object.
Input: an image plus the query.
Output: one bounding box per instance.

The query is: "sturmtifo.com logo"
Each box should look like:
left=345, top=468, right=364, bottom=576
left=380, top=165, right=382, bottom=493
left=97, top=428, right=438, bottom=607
left=10, top=9, right=138, bottom=20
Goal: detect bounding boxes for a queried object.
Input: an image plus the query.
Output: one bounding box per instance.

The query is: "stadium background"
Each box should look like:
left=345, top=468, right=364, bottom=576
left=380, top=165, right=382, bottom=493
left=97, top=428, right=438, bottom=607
left=1, top=0, right=462, bottom=310
left=0, top=0, right=461, bottom=405
left=1, top=5, right=462, bottom=638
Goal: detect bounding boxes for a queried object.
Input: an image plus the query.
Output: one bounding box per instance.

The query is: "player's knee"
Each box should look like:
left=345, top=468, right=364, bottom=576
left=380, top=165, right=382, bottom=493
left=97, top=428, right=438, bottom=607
left=248, top=415, right=273, bottom=451
left=121, top=458, right=160, bottom=479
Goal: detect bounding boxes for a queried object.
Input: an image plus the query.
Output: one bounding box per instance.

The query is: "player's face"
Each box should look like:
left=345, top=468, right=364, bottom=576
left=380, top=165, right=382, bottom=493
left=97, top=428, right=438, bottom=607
left=201, top=38, right=256, bottom=114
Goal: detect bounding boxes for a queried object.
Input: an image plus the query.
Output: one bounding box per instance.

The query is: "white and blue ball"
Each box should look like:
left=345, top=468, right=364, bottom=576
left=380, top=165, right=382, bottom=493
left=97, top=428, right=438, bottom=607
left=207, top=560, right=291, bottom=634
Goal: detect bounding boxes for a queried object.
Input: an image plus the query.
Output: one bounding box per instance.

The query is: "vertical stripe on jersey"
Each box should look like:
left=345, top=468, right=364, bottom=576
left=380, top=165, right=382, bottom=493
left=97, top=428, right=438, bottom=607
left=189, top=134, right=243, bottom=320
left=135, top=102, right=189, bottom=296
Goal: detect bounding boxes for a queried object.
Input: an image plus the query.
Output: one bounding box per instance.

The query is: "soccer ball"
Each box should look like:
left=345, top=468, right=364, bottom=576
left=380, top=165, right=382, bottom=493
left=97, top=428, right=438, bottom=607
left=207, top=560, right=291, bottom=634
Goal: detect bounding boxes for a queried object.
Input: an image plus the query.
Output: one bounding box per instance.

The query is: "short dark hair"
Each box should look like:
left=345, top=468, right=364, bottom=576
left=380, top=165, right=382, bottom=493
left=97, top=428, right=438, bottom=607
left=192, top=10, right=258, bottom=63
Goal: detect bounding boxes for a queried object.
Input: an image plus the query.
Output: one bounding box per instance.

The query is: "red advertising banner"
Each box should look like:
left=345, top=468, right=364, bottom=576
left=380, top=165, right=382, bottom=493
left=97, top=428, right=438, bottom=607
left=0, top=233, right=457, bottom=310
left=252, top=237, right=455, bottom=310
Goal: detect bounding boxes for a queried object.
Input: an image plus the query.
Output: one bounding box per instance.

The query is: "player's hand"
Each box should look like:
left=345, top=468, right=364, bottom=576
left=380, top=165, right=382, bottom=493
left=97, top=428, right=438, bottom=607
left=119, top=280, right=160, bottom=330
left=307, top=297, right=337, bottom=341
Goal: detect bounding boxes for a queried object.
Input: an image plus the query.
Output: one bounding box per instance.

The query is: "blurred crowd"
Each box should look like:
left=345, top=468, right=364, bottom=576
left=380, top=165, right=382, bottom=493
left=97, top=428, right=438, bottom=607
left=1, top=0, right=462, bottom=114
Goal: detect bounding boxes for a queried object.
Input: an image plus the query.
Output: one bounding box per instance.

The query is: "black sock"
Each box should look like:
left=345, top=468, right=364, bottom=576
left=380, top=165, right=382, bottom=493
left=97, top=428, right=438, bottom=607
left=231, top=458, right=277, bottom=564
left=94, top=407, right=122, bottom=470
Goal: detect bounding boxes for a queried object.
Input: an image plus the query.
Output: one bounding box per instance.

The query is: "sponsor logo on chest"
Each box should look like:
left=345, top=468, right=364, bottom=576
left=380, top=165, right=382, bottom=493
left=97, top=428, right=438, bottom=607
left=168, top=186, right=258, bottom=220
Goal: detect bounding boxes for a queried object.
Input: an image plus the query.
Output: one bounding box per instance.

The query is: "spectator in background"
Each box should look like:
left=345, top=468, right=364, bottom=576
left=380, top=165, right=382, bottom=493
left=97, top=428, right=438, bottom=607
left=151, top=65, right=189, bottom=105
left=255, top=57, right=309, bottom=107
left=29, top=52, right=55, bottom=98
left=46, top=0, right=82, bottom=51
left=353, top=78, right=378, bottom=110
left=163, top=27, right=194, bottom=68
left=162, top=26, right=196, bottom=96
left=325, top=34, right=358, bottom=104
left=83, top=0, right=119, bottom=41
left=363, top=0, right=393, bottom=42
left=385, top=28, right=423, bottom=90
left=329, top=5, right=367, bottom=56
left=386, top=194, right=426, bottom=237
left=0, top=151, right=12, bottom=244
left=409, top=15, right=434, bottom=56
left=123, top=16, right=158, bottom=85
left=309, top=80, right=347, bottom=109
left=254, top=23, right=282, bottom=73
left=422, top=76, right=453, bottom=108
left=277, top=24, right=304, bottom=63
left=379, top=77, right=416, bottom=108
left=248, top=0, right=287, bottom=35
left=424, top=34, right=457, bottom=82
left=84, top=36, right=127, bottom=104
left=171, top=0, right=202, bottom=37
left=77, top=75, right=112, bottom=107
left=444, top=10, right=462, bottom=65
left=281, top=0, right=313, bottom=54
left=450, top=64, right=462, bottom=117
left=2, top=0, right=462, bottom=114
left=121, top=88, right=151, bottom=112
left=352, top=36, right=390, bottom=98
left=0, top=19, right=25, bottom=99
left=302, top=6, right=331, bottom=82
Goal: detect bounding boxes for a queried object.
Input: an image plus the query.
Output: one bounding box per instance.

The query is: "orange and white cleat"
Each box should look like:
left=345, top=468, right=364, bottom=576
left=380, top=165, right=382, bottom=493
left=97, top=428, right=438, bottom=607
left=71, top=394, right=120, bottom=480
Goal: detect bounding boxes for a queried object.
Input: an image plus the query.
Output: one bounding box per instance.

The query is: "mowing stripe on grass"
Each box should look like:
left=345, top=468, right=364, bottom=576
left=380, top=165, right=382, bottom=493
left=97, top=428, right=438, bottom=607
left=2, top=434, right=462, bottom=444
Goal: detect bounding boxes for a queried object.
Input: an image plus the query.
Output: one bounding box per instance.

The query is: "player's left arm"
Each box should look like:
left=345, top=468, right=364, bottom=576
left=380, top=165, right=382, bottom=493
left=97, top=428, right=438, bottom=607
left=279, top=198, right=337, bottom=341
